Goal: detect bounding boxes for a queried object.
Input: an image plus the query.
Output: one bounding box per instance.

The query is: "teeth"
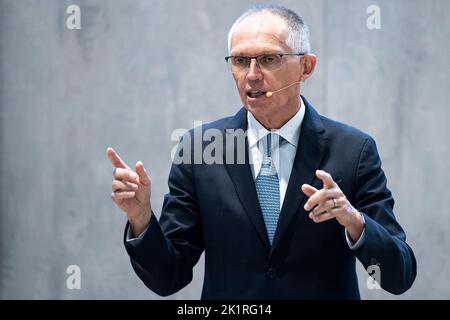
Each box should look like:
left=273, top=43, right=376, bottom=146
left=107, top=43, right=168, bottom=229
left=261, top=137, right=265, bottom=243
left=248, top=91, right=264, bottom=98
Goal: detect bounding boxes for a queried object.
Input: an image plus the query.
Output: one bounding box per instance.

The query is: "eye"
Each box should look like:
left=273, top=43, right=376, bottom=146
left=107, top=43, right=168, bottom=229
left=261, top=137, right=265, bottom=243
left=261, top=54, right=280, bottom=65
left=232, top=56, right=248, bottom=66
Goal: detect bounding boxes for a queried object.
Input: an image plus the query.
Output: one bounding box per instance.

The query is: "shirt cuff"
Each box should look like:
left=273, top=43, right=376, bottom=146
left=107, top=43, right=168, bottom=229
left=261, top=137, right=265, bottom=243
left=126, top=222, right=150, bottom=243
left=345, top=212, right=366, bottom=251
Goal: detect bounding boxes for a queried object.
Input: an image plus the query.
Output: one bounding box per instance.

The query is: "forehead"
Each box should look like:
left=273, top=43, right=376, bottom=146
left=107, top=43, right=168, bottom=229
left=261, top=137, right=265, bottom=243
left=231, top=13, right=291, bottom=55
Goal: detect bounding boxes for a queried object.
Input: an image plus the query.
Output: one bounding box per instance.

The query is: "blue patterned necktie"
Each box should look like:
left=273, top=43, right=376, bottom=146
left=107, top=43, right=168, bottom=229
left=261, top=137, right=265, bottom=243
left=255, top=133, right=280, bottom=245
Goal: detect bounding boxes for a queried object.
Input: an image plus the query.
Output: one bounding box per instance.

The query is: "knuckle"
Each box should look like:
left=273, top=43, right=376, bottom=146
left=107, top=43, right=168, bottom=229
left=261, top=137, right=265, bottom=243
left=112, top=180, right=123, bottom=190
left=127, top=171, right=137, bottom=180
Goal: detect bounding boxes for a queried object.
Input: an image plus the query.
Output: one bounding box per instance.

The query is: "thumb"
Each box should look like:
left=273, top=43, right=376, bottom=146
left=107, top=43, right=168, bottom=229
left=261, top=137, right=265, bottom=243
left=301, top=184, right=317, bottom=197
left=135, top=161, right=151, bottom=187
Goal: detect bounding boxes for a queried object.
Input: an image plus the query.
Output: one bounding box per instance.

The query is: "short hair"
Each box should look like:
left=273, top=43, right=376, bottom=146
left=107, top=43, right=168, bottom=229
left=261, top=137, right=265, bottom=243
left=227, top=4, right=311, bottom=54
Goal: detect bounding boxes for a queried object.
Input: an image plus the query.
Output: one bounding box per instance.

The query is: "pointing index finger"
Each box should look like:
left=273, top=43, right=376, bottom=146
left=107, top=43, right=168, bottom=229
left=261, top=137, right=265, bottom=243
left=107, top=147, right=130, bottom=170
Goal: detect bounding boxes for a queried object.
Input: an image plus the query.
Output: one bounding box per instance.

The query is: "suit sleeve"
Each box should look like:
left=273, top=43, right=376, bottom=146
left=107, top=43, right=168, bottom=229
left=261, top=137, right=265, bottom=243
left=123, top=144, right=204, bottom=297
left=353, top=136, right=417, bottom=295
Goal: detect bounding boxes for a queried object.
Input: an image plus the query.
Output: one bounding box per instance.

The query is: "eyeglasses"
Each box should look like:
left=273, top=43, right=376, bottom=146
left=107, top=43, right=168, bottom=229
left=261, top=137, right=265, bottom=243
left=224, top=53, right=304, bottom=74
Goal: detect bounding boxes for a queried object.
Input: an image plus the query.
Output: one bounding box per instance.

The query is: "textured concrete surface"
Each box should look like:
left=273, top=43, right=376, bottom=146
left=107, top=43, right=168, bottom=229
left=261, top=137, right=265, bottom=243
left=1, top=0, right=449, bottom=299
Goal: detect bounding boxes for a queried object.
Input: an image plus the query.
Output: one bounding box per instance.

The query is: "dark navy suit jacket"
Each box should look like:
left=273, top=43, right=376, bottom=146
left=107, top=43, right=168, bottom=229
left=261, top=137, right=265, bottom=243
left=124, top=96, right=416, bottom=299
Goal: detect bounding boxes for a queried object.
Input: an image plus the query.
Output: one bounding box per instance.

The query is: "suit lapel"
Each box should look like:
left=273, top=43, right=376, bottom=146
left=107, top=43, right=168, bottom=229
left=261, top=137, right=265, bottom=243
left=223, top=108, right=271, bottom=250
left=270, top=97, right=329, bottom=254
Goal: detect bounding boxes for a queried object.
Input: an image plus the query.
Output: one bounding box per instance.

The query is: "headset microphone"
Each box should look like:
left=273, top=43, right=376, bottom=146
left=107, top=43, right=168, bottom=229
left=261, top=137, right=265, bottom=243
left=266, top=81, right=302, bottom=97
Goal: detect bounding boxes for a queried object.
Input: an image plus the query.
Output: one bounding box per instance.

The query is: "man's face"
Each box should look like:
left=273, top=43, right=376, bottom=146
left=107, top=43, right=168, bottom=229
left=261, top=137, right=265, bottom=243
left=230, top=13, right=304, bottom=125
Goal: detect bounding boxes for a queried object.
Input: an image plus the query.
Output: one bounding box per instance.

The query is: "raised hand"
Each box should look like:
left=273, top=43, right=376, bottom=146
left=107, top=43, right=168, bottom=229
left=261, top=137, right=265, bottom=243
left=301, top=170, right=364, bottom=242
left=107, top=147, right=152, bottom=236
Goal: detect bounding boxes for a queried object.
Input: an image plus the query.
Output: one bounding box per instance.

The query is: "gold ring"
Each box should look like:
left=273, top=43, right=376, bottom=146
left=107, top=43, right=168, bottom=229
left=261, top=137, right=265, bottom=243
left=332, top=198, right=338, bottom=209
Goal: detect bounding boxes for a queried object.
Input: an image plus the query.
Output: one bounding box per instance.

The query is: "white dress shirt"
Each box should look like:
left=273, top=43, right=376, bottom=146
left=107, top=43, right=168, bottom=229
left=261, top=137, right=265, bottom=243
left=246, top=99, right=305, bottom=210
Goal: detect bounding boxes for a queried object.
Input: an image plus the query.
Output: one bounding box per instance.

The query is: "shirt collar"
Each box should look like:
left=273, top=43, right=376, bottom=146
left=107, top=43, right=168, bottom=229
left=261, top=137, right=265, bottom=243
left=247, top=97, right=306, bottom=148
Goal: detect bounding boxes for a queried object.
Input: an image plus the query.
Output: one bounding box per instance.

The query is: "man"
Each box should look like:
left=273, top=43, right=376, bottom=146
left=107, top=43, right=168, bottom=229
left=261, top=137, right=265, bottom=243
left=107, top=5, right=416, bottom=299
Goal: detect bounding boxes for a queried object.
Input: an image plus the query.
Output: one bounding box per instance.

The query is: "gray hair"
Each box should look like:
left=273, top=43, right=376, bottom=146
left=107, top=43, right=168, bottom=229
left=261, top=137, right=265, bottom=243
left=227, top=4, right=311, bottom=54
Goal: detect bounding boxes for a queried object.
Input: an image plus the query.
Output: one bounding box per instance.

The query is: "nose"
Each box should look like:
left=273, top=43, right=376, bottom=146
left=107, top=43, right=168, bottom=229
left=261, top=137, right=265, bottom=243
left=246, top=58, right=263, bottom=81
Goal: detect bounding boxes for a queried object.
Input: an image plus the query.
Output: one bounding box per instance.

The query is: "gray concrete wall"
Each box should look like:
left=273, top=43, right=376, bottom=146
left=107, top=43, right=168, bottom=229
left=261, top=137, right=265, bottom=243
left=0, top=0, right=449, bottom=299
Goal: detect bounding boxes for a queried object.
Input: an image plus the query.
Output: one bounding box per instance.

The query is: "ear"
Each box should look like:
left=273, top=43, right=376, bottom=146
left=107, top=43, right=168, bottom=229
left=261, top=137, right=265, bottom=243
left=299, top=54, right=317, bottom=82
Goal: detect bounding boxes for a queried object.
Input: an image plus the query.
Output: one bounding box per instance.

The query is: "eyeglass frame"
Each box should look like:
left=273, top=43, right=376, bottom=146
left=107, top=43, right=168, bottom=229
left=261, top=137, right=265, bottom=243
left=224, top=52, right=305, bottom=74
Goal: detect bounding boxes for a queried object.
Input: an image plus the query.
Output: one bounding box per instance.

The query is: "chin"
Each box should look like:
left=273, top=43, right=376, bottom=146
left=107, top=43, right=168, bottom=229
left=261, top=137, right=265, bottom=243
left=245, top=103, right=270, bottom=119
left=245, top=102, right=262, bottom=114
left=245, top=98, right=268, bottom=110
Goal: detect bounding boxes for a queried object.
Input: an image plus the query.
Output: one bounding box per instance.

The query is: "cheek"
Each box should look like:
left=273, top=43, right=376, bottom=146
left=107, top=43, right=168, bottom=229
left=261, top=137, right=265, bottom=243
left=234, top=78, right=246, bottom=93
left=279, top=61, right=300, bottom=78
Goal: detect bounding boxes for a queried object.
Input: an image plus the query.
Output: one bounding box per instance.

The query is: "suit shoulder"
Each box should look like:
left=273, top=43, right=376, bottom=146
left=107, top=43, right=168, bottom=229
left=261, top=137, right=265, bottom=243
left=319, top=114, right=373, bottom=144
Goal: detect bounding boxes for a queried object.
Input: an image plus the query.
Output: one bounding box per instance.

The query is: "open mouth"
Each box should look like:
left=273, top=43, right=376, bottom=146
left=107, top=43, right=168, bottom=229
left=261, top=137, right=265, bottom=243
left=247, top=91, right=266, bottom=98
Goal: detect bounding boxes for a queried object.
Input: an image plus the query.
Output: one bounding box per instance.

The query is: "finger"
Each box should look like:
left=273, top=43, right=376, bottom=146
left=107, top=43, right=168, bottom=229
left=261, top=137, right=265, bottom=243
left=107, top=147, right=130, bottom=170
left=304, top=189, right=326, bottom=211
left=311, top=197, right=348, bottom=222
left=301, top=184, right=318, bottom=197
left=311, top=198, right=336, bottom=217
left=316, top=170, right=337, bottom=189
left=135, top=161, right=151, bottom=187
left=309, top=210, right=336, bottom=223
left=114, top=168, right=139, bottom=183
left=111, top=191, right=136, bottom=200
left=306, top=187, right=342, bottom=212
left=112, top=180, right=139, bottom=192
left=304, top=186, right=342, bottom=211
